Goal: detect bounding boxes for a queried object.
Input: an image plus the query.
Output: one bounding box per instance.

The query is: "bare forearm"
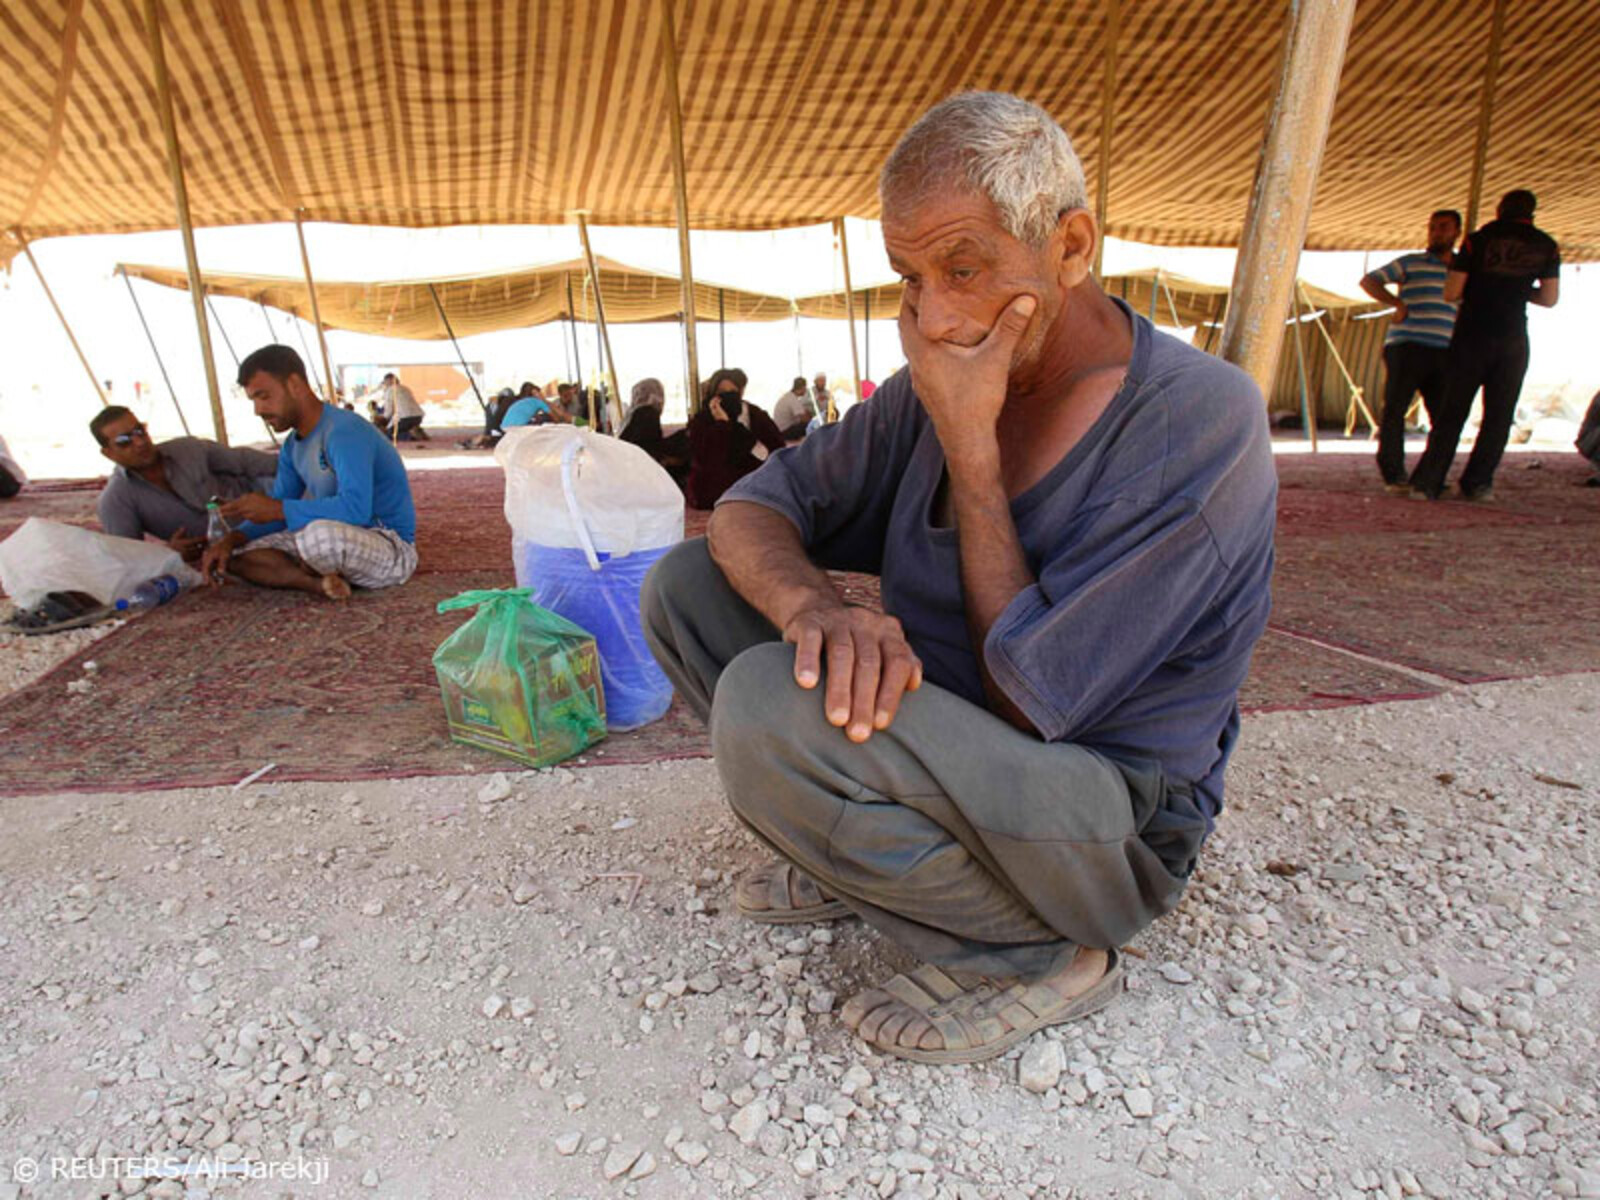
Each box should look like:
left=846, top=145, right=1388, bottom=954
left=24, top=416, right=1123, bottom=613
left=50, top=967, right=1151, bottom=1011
left=1359, top=277, right=1398, bottom=307
left=707, top=501, right=841, bottom=629
left=947, top=448, right=1038, bottom=732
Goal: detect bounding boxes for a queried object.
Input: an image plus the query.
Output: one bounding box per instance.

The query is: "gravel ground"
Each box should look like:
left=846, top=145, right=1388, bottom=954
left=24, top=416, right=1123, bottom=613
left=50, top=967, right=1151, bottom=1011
left=0, top=602, right=122, bottom=696
left=0, top=672, right=1595, bottom=1200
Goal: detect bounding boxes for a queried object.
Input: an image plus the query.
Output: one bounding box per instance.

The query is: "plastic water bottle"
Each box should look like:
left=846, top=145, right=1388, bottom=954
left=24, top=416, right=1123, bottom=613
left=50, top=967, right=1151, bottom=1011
left=205, top=499, right=231, bottom=583
left=115, top=574, right=184, bottom=613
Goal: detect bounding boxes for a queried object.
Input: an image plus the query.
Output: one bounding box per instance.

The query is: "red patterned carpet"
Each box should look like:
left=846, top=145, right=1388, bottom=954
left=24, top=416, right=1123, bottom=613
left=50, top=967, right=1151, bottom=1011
left=0, top=448, right=1593, bottom=794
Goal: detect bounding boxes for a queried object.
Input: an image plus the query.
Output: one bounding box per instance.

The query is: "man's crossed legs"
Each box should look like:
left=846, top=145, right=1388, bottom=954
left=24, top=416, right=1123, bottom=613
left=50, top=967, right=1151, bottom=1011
left=233, top=519, right=417, bottom=599
left=643, top=540, right=1208, bottom=1062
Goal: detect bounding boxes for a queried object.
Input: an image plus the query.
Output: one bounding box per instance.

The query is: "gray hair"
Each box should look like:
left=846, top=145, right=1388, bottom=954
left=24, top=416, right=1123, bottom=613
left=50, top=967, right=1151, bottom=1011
left=879, top=92, right=1088, bottom=247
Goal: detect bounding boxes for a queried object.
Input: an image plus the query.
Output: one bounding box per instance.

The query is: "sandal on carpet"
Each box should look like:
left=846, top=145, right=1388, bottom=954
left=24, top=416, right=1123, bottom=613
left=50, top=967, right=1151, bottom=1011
left=734, top=860, right=854, bottom=925
left=7, top=591, right=118, bottom=637
left=839, top=948, right=1124, bottom=1065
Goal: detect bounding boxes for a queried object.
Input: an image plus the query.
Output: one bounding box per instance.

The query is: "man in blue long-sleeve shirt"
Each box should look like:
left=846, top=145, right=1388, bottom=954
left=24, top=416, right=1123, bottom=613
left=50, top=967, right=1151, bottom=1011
left=200, top=345, right=417, bottom=600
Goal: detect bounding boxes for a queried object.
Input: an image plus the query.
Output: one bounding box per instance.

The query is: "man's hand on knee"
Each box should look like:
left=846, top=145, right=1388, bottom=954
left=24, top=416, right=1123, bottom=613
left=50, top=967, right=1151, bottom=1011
left=783, top=605, right=923, bottom=742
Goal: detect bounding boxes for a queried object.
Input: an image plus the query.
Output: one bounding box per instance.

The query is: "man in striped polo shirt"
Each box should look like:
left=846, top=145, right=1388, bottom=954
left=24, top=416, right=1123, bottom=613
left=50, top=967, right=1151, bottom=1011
left=1360, top=209, right=1461, bottom=492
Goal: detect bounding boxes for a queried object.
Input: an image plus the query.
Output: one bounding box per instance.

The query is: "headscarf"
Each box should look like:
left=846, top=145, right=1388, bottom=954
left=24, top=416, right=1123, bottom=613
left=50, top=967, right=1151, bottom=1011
left=621, top=377, right=666, bottom=437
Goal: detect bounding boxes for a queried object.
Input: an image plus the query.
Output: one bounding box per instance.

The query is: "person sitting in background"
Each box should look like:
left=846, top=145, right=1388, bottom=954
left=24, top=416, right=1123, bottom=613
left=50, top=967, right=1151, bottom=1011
left=90, top=406, right=277, bottom=561
left=501, top=383, right=571, bottom=429
left=378, top=372, right=430, bottom=442
left=773, top=376, right=817, bottom=441
left=621, top=377, right=690, bottom=486
left=1578, top=390, right=1600, bottom=487
left=810, top=372, right=834, bottom=420
left=202, top=345, right=417, bottom=600
left=461, top=387, right=521, bottom=449
left=0, top=433, right=26, bottom=500
left=684, top=368, right=785, bottom=509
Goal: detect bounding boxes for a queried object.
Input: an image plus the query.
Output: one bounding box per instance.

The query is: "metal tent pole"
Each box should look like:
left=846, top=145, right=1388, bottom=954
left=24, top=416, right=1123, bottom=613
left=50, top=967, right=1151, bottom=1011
left=427, top=282, right=487, bottom=419
left=658, top=0, right=701, bottom=413
left=1093, top=0, right=1121, bottom=279
left=575, top=213, right=625, bottom=432
left=1464, top=0, right=1508, bottom=231
left=292, top=316, right=324, bottom=396
left=864, top=290, right=872, bottom=383
left=834, top=217, right=861, bottom=423
left=1218, top=0, right=1356, bottom=398
left=209, top=295, right=279, bottom=445
left=294, top=211, right=339, bottom=405
left=258, top=297, right=276, bottom=340
left=144, top=0, right=228, bottom=445
left=13, top=230, right=106, bottom=407
left=118, top=267, right=191, bottom=435
left=1289, top=291, right=1317, bottom=450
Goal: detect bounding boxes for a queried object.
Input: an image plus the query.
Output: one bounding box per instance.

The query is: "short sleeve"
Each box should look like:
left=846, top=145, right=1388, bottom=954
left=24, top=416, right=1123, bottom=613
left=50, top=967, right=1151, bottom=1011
left=1372, top=257, right=1406, bottom=285
left=718, top=372, right=923, bottom=574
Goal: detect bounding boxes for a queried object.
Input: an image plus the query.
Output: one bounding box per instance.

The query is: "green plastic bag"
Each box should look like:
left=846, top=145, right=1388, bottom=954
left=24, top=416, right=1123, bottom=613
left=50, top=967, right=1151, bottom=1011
left=433, top=588, right=607, bottom=767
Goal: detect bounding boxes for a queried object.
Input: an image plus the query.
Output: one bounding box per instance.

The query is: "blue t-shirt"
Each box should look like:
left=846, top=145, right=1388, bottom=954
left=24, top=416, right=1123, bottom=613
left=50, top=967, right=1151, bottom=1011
left=501, top=396, right=555, bottom=428
left=721, top=304, right=1276, bottom=826
left=1368, top=252, right=1457, bottom=348
left=238, top=404, right=417, bottom=543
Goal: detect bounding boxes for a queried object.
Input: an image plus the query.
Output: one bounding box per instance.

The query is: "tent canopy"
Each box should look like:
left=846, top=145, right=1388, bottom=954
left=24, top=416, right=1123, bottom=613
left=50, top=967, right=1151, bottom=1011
left=3, top=1, right=1596, bottom=263
left=117, top=256, right=796, bottom=337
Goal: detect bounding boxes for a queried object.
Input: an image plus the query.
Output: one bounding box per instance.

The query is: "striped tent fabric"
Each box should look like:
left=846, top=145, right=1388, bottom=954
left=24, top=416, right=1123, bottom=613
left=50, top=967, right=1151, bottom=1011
left=2, top=0, right=1596, bottom=263
left=117, top=256, right=795, bottom=337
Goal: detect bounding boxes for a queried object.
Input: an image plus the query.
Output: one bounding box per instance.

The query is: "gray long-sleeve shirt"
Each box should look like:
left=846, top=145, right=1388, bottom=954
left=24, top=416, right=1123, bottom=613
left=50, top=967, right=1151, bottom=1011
left=97, top=437, right=278, bottom=541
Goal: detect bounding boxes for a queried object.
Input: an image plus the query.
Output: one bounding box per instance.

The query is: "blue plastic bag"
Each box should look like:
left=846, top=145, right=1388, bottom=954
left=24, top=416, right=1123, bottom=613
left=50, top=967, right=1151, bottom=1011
left=514, top=540, right=674, bottom=731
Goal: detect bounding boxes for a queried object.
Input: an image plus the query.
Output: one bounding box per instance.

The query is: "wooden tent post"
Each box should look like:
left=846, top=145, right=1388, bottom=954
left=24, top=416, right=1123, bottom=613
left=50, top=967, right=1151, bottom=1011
left=659, top=0, right=701, bottom=413
left=718, top=288, right=726, bottom=367
left=13, top=230, right=106, bottom=407
left=1219, top=0, right=1356, bottom=398
left=1464, top=0, right=1508, bottom=231
left=564, top=274, right=585, bottom=397
left=1093, top=0, right=1121, bottom=279
left=144, top=0, right=228, bottom=445
left=863, top=290, right=872, bottom=383
left=294, top=211, right=339, bottom=405
left=575, top=213, right=625, bottom=432
left=426, top=282, right=488, bottom=422
left=118, top=266, right=191, bottom=435
left=834, top=217, right=860, bottom=423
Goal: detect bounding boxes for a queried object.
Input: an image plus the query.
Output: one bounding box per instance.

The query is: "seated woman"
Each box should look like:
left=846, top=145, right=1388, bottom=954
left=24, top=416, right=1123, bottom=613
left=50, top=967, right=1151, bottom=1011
left=684, top=368, right=785, bottom=510
left=620, top=378, right=689, bottom=485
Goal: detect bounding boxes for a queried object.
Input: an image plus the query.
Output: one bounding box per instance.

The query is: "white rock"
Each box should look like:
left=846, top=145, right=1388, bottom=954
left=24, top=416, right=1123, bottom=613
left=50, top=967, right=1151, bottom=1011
left=1158, top=962, right=1194, bottom=984
left=629, top=1152, right=657, bottom=1180
left=360, top=1168, right=379, bottom=1188
left=477, top=773, right=513, bottom=803
left=332, top=1125, right=359, bottom=1150
left=360, top=899, right=385, bottom=917
left=730, top=1100, right=768, bottom=1145
left=1452, top=1091, right=1482, bottom=1126
left=792, top=1148, right=819, bottom=1178
left=482, top=994, right=506, bottom=1019
left=674, top=1140, right=709, bottom=1167
left=1018, top=1040, right=1065, bottom=1094
left=1123, top=1087, right=1155, bottom=1118
left=603, top=1143, right=643, bottom=1180
left=1237, top=913, right=1270, bottom=939
left=554, top=1131, right=582, bottom=1156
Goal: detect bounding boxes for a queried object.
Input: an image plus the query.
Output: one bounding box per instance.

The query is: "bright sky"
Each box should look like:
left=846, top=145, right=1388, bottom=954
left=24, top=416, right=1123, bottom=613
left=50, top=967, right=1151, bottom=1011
left=2, top=220, right=1594, bottom=479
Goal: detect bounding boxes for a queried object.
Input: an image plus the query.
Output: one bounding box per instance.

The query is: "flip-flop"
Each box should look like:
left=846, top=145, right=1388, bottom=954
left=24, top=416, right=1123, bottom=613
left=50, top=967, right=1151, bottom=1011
left=839, top=948, right=1124, bottom=1065
left=734, top=860, right=855, bottom=925
left=6, top=591, right=118, bottom=637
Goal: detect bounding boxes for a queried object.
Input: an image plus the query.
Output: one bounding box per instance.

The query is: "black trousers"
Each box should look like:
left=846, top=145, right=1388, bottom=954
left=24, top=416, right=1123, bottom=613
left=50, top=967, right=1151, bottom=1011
left=1376, top=342, right=1449, bottom=484
left=1409, top=332, right=1530, bottom=497
left=0, top=463, right=20, bottom=499
left=396, top=415, right=425, bottom=441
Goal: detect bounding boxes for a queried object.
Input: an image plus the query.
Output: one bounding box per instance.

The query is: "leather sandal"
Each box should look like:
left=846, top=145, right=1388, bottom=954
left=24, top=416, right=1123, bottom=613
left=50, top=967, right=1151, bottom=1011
left=734, top=860, right=854, bottom=925
left=839, top=948, right=1124, bottom=1064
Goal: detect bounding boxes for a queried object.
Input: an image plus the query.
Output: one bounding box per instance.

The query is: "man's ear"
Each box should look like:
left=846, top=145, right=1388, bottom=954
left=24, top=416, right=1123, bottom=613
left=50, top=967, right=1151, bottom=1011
left=1051, top=208, right=1097, bottom=291
left=99, top=444, right=114, bottom=463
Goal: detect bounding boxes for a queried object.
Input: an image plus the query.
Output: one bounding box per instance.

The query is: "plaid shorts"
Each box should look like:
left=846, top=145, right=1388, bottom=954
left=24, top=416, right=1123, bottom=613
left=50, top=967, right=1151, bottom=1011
left=243, top=520, right=418, bottom=590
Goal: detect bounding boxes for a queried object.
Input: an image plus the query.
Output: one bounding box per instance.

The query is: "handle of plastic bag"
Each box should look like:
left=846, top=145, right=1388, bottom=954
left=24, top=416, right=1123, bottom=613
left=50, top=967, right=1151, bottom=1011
left=560, top=436, right=604, bottom=572
left=436, top=587, right=533, bottom=614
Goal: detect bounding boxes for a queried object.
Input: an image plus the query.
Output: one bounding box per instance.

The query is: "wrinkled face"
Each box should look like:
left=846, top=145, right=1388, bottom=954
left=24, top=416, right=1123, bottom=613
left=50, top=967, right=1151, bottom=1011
left=98, top=411, right=158, bottom=469
left=1426, top=213, right=1460, bottom=255
left=883, top=189, right=1066, bottom=371
left=243, top=370, right=308, bottom=433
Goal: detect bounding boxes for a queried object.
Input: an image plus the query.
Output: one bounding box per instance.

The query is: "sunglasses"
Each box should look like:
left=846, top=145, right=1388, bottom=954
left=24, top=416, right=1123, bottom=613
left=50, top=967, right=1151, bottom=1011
left=110, top=425, right=150, bottom=448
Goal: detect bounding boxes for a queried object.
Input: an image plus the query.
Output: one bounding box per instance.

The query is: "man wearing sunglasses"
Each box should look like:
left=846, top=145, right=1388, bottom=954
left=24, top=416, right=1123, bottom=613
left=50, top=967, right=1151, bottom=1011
left=91, top=406, right=277, bottom=561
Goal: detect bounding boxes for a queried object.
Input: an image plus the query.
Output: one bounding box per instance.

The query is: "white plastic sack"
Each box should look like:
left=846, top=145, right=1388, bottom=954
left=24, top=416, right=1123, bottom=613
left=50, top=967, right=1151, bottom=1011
left=0, top=518, right=202, bottom=609
left=496, top=425, right=683, bottom=556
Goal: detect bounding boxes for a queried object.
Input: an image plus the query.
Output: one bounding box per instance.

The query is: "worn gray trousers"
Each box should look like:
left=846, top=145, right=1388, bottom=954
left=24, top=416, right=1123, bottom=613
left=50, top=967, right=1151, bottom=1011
left=641, top=539, right=1207, bottom=979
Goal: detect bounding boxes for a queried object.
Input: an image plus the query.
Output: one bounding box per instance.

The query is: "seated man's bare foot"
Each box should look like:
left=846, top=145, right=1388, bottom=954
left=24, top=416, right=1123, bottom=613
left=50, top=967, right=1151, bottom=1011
left=838, top=946, right=1120, bottom=1064
left=320, top=573, right=353, bottom=601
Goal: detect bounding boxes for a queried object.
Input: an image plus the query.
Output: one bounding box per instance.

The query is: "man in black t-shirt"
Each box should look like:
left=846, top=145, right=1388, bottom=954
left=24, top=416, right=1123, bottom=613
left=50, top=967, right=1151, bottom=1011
left=1409, top=189, right=1561, bottom=501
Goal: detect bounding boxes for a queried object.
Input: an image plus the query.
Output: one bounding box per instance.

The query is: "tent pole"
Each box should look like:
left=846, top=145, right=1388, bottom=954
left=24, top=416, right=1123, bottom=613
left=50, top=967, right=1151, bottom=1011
left=575, top=213, right=625, bottom=432
left=426, top=282, right=487, bottom=421
left=206, top=294, right=238, bottom=366
left=1148, top=267, right=1161, bottom=323
left=1289, top=291, right=1316, bottom=450
left=12, top=230, right=107, bottom=407
left=834, top=217, right=860, bottom=423
left=1093, top=0, right=1120, bottom=280
left=564, top=274, right=586, bottom=396
left=864, top=291, right=872, bottom=383
left=291, top=317, right=324, bottom=396
left=1464, top=0, right=1507, bottom=231
left=658, top=0, right=701, bottom=413
left=143, top=0, right=228, bottom=445
left=294, top=210, right=339, bottom=405
left=118, top=267, right=191, bottom=436
left=718, top=288, right=726, bottom=367
left=1301, top=283, right=1377, bottom=435
left=1218, top=0, right=1355, bottom=398
left=258, top=297, right=276, bottom=340
left=791, top=300, right=803, bottom=378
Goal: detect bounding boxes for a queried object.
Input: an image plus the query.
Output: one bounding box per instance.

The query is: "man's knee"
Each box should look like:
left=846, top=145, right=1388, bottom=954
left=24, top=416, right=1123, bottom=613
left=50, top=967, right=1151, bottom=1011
left=642, top=538, right=718, bottom=637
left=710, top=642, right=818, bottom=825
left=296, top=520, right=351, bottom=573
